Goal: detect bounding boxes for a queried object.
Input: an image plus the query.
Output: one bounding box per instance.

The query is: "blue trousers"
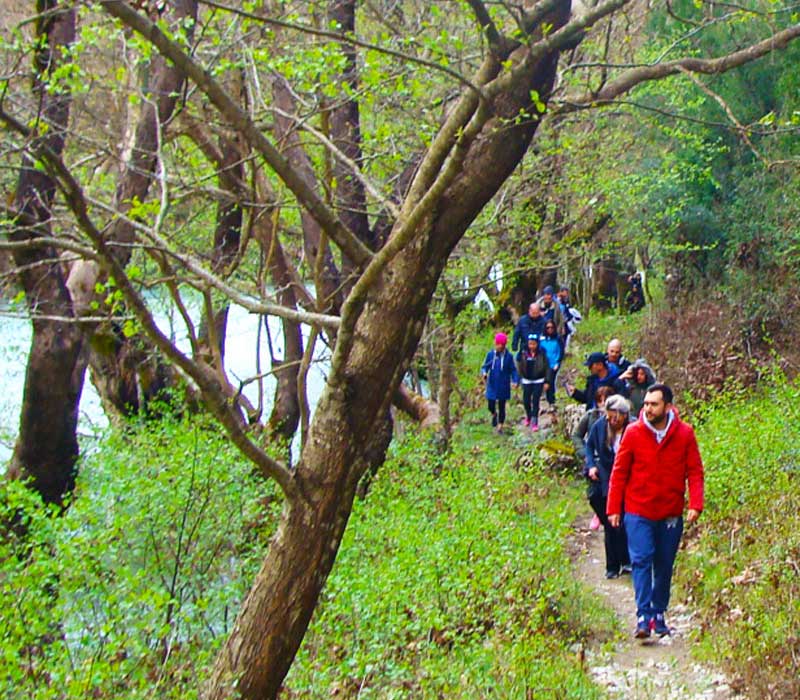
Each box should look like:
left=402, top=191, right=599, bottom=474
left=624, top=513, right=683, bottom=618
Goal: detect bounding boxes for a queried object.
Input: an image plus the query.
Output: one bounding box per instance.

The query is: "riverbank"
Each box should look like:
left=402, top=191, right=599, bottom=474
left=2, top=310, right=799, bottom=698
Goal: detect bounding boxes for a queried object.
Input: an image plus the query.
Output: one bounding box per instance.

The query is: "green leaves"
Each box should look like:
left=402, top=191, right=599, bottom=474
left=287, top=423, right=605, bottom=697
left=0, top=416, right=278, bottom=700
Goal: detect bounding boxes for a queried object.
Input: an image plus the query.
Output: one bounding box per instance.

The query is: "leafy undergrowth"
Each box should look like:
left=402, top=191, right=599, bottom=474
left=677, top=379, right=800, bottom=699
left=286, top=425, right=613, bottom=698
left=0, top=415, right=276, bottom=700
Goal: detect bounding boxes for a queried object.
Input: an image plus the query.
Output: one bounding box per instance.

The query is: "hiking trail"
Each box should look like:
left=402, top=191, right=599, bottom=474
left=570, top=520, right=742, bottom=699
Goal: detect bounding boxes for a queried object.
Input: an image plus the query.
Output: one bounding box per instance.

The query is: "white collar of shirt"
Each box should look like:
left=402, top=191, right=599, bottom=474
left=644, top=408, right=674, bottom=443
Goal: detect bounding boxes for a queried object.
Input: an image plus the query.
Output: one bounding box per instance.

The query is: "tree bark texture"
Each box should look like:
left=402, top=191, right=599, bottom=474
left=6, top=1, right=81, bottom=506
left=204, top=2, right=571, bottom=694
left=327, top=0, right=374, bottom=258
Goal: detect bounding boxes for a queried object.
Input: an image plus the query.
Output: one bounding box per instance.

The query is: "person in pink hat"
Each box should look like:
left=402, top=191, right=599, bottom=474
left=481, top=332, right=519, bottom=434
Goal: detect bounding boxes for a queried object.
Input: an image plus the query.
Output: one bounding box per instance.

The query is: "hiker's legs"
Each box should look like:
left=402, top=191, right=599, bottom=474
left=625, top=513, right=657, bottom=618
left=651, top=516, right=683, bottom=615
left=530, top=383, right=544, bottom=424
left=497, top=400, right=506, bottom=426
left=522, top=384, right=534, bottom=420
left=488, top=399, right=497, bottom=426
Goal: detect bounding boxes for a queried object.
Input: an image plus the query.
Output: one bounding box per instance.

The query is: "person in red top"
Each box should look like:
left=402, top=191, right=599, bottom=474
left=607, top=383, right=704, bottom=639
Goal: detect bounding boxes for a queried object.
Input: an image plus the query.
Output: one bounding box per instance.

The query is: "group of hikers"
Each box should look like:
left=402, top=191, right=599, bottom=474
left=480, top=287, right=704, bottom=640
left=480, top=285, right=578, bottom=434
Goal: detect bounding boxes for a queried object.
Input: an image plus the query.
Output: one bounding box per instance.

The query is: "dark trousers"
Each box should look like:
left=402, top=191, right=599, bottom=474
left=522, top=382, right=544, bottom=422
left=487, top=399, right=506, bottom=425
left=589, top=492, right=630, bottom=574
left=546, top=367, right=559, bottom=405
left=624, top=513, right=683, bottom=618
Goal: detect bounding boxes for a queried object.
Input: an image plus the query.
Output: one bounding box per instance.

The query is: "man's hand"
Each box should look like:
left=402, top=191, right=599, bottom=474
left=608, top=514, right=621, bottom=528
left=686, top=509, right=701, bottom=523
left=588, top=466, right=599, bottom=481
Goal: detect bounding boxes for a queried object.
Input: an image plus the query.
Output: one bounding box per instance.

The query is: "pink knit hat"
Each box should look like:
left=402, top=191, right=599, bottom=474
left=494, top=332, right=508, bottom=346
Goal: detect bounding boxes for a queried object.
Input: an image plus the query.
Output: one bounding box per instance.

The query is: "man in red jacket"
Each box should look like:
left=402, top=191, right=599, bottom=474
left=607, top=383, right=704, bottom=639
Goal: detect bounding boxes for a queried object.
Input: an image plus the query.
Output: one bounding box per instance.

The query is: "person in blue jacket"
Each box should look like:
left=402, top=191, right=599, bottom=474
left=566, top=352, right=627, bottom=409
left=539, top=319, right=564, bottom=412
left=481, top=332, right=519, bottom=434
left=512, top=303, right=546, bottom=352
left=584, top=394, right=631, bottom=578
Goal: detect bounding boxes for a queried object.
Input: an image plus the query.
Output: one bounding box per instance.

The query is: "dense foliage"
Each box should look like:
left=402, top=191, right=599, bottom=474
left=681, top=377, right=800, bottom=698
left=0, top=417, right=275, bottom=699
left=0, top=399, right=612, bottom=699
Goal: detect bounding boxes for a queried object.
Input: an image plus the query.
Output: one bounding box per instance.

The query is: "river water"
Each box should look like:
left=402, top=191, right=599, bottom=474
left=0, top=303, right=329, bottom=462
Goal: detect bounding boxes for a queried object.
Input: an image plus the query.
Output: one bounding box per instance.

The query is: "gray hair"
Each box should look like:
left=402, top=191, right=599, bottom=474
left=605, top=394, right=630, bottom=415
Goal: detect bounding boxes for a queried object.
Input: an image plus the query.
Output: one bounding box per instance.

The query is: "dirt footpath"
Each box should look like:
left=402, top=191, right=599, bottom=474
left=571, top=520, right=742, bottom=700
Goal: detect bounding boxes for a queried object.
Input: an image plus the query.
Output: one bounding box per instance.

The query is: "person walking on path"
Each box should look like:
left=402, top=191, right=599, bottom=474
left=512, top=302, right=546, bottom=352
left=481, top=332, right=519, bottom=434
left=607, top=383, right=704, bottom=639
left=585, top=395, right=632, bottom=579
left=539, top=320, right=564, bottom=413
left=620, top=359, right=657, bottom=418
left=572, top=386, right=616, bottom=462
left=567, top=352, right=627, bottom=409
left=606, top=338, right=632, bottom=374
left=515, top=334, right=550, bottom=432
left=557, top=285, right=578, bottom=351
left=536, top=285, right=565, bottom=335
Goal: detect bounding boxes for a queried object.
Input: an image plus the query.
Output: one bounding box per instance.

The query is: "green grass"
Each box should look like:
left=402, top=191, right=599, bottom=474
left=286, top=425, right=611, bottom=698
left=677, top=379, right=800, bottom=698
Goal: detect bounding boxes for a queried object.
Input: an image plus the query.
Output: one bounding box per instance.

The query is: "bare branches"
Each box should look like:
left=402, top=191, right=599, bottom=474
left=560, top=22, right=800, bottom=108
left=271, top=105, right=400, bottom=221
left=64, top=164, right=299, bottom=499
left=465, top=0, right=517, bottom=57
left=2, top=106, right=299, bottom=498
left=677, top=66, right=765, bottom=164
left=197, top=0, right=488, bottom=98
left=100, top=0, right=373, bottom=269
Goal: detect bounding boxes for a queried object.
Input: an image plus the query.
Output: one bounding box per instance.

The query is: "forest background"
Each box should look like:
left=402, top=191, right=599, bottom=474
left=2, top=0, right=800, bottom=698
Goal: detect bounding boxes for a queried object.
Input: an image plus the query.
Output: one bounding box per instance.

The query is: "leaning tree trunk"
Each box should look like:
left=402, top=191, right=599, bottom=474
left=6, top=1, right=80, bottom=506
left=203, top=4, right=570, bottom=693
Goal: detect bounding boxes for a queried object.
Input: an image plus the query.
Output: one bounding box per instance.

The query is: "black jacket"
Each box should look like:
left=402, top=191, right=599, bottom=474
left=512, top=314, right=546, bottom=351
left=515, top=349, right=551, bottom=383
left=584, top=416, right=628, bottom=497
left=572, top=369, right=627, bottom=409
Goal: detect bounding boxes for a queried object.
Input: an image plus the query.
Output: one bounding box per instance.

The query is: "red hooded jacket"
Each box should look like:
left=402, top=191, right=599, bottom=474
left=606, top=411, right=704, bottom=520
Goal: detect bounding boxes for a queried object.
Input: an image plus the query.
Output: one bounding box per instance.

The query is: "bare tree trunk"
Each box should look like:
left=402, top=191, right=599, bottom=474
left=271, top=73, right=343, bottom=313
left=6, top=1, right=80, bottom=506
left=328, top=0, right=373, bottom=254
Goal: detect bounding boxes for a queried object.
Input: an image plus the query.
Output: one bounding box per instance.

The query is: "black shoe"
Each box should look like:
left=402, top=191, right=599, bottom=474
left=634, top=615, right=651, bottom=639
left=605, top=570, right=620, bottom=579
left=653, top=613, right=670, bottom=637
left=620, top=565, right=632, bottom=575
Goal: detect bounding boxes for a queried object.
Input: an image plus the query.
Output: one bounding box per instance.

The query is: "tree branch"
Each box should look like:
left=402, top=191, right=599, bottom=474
left=3, top=115, right=300, bottom=498
left=100, top=0, right=373, bottom=268
left=561, top=22, right=800, bottom=108
left=676, top=65, right=765, bottom=164
left=465, top=0, right=517, bottom=56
